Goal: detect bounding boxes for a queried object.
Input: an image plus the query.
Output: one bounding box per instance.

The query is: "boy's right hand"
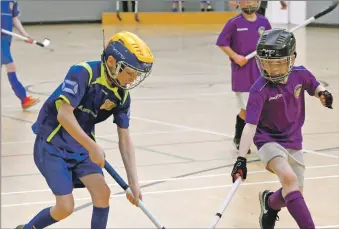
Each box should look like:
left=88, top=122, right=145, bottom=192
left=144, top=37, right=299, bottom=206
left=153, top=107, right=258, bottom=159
left=234, top=55, right=248, bottom=67
left=89, top=144, right=106, bottom=168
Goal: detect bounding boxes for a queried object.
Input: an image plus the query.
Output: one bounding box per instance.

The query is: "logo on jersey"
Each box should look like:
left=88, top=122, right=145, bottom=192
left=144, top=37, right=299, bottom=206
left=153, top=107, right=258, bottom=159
left=100, top=99, right=116, bottom=111
left=269, top=94, right=283, bottom=101
left=61, top=79, right=78, bottom=95
left=294, top=84, right=302, bottom=99
left=258, top=26, right=265, bottom=36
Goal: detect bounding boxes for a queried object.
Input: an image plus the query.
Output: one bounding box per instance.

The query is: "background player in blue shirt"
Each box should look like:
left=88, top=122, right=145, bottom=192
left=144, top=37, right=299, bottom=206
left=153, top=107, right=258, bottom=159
left=1, top=0, right=39, bottom=109
left=231, top=29, right=333, bottom=229
left=15, top=31, right=154, bottom=229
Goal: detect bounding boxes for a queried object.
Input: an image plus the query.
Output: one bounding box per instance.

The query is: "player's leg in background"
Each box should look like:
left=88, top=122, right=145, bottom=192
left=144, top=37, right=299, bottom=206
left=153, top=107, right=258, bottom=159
left=1, top=39, right=39, bottom=109
left=77, top=158, right=111, bottom=229
left=17, top=137, right=75, bottom=229
left=200, top=1, right=207, bottom=11
left=258, top=143, right=314, bottom=229
left=172, top=1, right=178, bottom=12
left=234, top=92, right=251, bottom=154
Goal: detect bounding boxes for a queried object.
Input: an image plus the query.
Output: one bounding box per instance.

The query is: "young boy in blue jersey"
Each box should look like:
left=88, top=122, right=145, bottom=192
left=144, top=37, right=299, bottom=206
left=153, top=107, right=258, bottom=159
left=15, top=31, right=154, bottom=229
left=1, top=0, right=39, bottom=109
left=231, top=29, right=333, bottom=229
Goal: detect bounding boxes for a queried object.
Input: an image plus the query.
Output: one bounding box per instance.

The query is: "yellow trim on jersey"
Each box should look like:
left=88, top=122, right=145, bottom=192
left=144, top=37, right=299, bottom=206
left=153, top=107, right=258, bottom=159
left=47, top=96, right=72, bottom=142
left=92, top=63, right=129, bottom=105
left=47, top=62, right=91, bottom=143
left=75, top=62, right=93, bottom=85
left=46, top=124, right=61, bottom=142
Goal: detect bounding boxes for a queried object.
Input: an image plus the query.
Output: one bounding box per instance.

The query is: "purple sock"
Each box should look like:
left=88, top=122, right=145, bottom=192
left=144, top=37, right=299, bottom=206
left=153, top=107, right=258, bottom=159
left=285, top=191, right=315, bottom=229
left=91, top=206, right=109, bottom=229
left=268, top=188, right=286, bottom=210
left=23, top=207, right=58, bottom=229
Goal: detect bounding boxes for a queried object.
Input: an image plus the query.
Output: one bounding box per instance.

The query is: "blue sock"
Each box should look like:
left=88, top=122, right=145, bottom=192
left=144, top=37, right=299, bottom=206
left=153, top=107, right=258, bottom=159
left=7, top=72, right=27, bottom=103
left=91, top=206, right=109, bottom=229
left=23, top=207, right=58, bottom=229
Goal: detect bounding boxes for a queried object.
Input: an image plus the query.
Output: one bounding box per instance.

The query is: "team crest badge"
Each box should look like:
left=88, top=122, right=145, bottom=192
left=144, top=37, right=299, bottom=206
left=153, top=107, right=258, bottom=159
left=258, top=26, right=265, bottom=36
left=100, top=99, right=116, bottom=111
left=294, top=84, right=302, bottom=99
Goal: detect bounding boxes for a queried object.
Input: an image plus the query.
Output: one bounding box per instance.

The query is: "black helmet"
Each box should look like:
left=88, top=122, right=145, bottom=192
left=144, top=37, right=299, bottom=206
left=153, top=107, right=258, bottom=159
left=239, top=1, right=261, bottom=15
left=256, top=28, right=296, bottom=83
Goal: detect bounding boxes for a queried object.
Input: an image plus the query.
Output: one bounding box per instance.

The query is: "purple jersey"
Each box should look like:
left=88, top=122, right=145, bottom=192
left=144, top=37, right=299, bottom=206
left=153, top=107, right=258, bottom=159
left=216, top=13, right=271, bottom=92
left=245, top=66, right=320, bottom=150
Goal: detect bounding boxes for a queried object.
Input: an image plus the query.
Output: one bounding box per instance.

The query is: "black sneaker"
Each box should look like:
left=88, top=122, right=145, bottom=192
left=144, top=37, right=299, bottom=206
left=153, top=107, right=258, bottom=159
left=15, top=225, right=25, bottom=229
left=259, top=190, right=280, bottom=229
left=233, top=137, right=251, bottom=154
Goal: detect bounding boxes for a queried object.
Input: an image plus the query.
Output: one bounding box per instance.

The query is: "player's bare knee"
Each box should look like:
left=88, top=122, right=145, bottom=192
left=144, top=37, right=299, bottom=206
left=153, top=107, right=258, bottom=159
left=280, top=170, right=298, bottom=189
left=92, top=184, right=111, bottom=206
left=6, top=63, right=16, bottom=72
left=54, top=196, right=74, bottom=219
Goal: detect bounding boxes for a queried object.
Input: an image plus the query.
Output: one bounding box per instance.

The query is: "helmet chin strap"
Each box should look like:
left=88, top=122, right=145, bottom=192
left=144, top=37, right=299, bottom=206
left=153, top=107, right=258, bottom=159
left=101, top=53, right=122, bottom=88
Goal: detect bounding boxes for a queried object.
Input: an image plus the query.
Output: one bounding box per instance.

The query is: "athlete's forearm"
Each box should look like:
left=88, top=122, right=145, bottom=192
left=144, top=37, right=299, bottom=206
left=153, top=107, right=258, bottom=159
left=239, top=123, right=257, bottom=157
left=12, top=17, right=29, bottom=37
left=219, top=46, right=238, bottom=60
left=118, top=128, right=138, bottom=184
left=57, top=101, right=97, bottom=152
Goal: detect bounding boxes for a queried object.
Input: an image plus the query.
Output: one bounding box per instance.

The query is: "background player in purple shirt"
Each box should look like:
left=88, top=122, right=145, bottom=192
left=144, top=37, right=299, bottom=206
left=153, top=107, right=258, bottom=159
left=1, top=0, right=39, bottom=109
left=15, top=31, right=154, bottom=229
left=231, top=29, right=333, bottom=229
left=216, top=0, right=271, bottom=153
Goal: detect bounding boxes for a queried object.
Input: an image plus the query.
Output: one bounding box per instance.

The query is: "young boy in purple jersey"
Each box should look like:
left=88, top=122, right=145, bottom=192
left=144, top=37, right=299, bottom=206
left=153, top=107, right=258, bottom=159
left=231, top=28, right=333, bottom=229
left=1, top=0, right=40, bottom=109
left=15, top=31, right=154, bottom=229
left=216, top=0, right=271, bottom=153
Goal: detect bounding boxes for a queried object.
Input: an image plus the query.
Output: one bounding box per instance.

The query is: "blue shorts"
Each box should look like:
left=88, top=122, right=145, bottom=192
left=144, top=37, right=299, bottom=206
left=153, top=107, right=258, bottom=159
left=1, top=39, right=13, bottom=65
left=33, top=136, right=103, bottom=196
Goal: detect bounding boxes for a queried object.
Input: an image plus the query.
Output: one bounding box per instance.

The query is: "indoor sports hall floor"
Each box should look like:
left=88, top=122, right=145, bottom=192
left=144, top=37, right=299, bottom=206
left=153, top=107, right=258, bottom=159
left=1, top=23, right=338, bottom=228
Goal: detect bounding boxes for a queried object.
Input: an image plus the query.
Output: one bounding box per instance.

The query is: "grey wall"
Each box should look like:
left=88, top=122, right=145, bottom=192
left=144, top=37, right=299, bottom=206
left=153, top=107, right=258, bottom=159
left=306, top=1, right=339, bottom=25
left=18, top=0, right=227, bottom=23
left=17, top=0, right=339, bottom=25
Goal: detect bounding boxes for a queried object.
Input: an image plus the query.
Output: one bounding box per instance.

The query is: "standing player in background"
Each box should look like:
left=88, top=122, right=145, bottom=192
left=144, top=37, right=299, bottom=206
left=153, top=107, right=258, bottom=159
left=228, top=1, right=287, bottom=16
left=216, top=0, right=271, bottom=154
left=200, top=1, right=213, bottom=12
left=172, top=0, right=185, bottom=12
left=231, top=29, right=333, bottom=229
left=1, top=0, right=40, bottom=109
left=15, top=31, right=154, bottom=229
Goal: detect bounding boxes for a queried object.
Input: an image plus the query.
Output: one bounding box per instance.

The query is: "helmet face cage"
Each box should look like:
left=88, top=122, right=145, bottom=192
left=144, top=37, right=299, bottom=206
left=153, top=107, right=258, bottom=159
left=103, top=58, right=152, bottom=90
left=239, top=0, right=260, bottom=14
left=256, top=55, right=294, bottom=83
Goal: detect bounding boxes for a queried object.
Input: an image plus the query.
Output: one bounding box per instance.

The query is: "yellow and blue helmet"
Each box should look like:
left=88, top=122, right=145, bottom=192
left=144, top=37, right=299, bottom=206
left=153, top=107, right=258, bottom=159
left=102, top=31, right=154, bottom=89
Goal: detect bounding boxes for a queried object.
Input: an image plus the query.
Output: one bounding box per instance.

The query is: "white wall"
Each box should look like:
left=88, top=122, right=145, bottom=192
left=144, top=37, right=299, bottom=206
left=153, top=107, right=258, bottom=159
left=289, top=1, right=307, bottom=25
left=266, top=1, right=307, bottom=25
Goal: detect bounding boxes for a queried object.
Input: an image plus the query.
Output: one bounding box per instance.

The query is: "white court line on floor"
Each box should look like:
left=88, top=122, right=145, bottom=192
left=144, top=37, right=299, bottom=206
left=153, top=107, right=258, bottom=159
left=318, top=225, right=339, bottom=229
left=2, top=163, right=338, bottom=196
left=1, top=129, right=192, bottom=145
left=304, top=150, right=339, bottom=159
left=132, top=116, right=339, bottom=159
left=1, top=91, right=233, bottom=109
left=2, top=174, right=338, bottom=208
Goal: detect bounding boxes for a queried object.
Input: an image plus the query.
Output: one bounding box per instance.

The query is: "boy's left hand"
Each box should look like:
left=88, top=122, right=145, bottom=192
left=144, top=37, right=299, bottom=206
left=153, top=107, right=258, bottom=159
left=319, top=90, right=333, bottom=109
